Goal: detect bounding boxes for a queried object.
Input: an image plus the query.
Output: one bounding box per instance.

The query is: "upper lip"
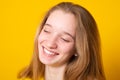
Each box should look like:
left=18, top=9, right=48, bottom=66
left=42, top=46, right=59, bottom=55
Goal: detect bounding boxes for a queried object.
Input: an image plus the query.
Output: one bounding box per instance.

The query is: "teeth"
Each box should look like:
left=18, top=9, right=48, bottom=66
left=44, top=48, right=54, bottom=55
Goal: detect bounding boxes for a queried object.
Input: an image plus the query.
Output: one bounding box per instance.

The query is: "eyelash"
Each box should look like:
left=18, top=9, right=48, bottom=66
left=61, top=38, right=70, bottom=42
left=43, top=29, right=50, bottom=33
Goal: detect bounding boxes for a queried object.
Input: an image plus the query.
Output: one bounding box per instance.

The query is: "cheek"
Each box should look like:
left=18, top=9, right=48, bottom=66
left=38, top=35, right=42, bottom=42
left=38, top=33, right=45, bottom=43
left=60, top=43, right=75, bottom=54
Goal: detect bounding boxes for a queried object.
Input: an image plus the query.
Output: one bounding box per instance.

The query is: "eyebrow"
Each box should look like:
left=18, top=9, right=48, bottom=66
left=45, top=23, right=75, bottom=40
left=44, top=23, right=52, bottom=27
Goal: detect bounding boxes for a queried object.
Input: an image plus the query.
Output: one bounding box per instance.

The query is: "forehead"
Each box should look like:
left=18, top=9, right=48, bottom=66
left=46, top=10, right=77, bottom=34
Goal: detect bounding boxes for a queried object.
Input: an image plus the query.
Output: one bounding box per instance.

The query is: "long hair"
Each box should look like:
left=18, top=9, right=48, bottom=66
left=18, top=2, right=106, bottom=80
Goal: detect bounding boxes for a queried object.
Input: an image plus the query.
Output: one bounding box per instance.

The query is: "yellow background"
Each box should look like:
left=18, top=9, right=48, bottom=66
left=0, top=0, right=120, bottom=80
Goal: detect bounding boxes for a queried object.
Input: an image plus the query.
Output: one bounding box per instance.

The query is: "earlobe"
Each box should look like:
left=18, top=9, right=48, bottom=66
left=74, top=53, right=78, bottom=57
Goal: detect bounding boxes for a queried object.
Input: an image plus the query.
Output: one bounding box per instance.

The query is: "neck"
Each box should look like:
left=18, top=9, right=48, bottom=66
left=45, top=64, right=67, bottom=80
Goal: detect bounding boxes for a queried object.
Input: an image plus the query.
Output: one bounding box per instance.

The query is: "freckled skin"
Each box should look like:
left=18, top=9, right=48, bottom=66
left=38, top=10, right=76, bottom=67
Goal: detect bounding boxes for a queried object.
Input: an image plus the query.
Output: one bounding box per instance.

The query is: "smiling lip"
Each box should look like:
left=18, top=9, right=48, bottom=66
left=42, top=46, right=59, bottom=56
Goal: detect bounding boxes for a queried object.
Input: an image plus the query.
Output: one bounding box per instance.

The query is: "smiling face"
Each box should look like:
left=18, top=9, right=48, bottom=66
left=38, top=10, right=77, bottom=67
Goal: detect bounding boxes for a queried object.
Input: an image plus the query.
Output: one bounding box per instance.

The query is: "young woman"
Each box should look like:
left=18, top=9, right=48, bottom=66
left=18, top=2, right=106, bottom=80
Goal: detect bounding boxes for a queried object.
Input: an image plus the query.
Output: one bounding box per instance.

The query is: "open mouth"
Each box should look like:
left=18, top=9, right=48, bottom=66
left=43, top=46, right=59, bottom=56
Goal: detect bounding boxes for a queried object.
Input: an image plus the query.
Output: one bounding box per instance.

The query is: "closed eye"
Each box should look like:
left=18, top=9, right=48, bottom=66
left=61, top=38, right=70, bottom=42
left=43, top=29, right=50, bottom=33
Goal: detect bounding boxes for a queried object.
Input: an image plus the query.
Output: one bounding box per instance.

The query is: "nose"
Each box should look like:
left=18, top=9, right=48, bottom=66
left=46, top=37, right=57, bottom=49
